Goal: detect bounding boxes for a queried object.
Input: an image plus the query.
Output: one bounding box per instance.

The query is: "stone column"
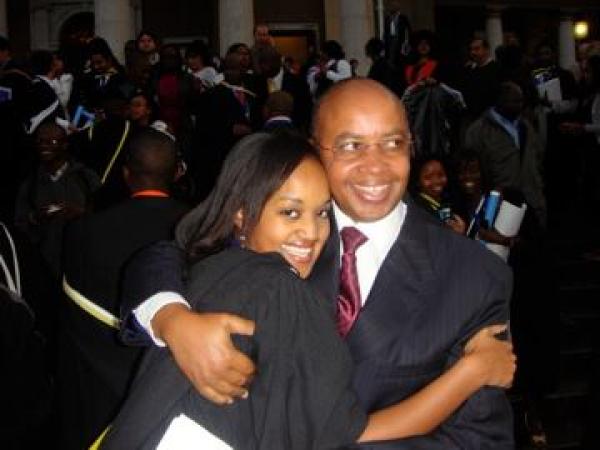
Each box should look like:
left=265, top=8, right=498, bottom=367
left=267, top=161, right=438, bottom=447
left=30, top=6, right=50, bottom=49
left=323, top=0, right=341, bottom=42
left=219, top=0, right=254, bottom=57
left=485, top=6, right=503, bottom=57
left=558, top=12, right=577, bottom=70
left=339, top=0, right=374, bottom=76
left=95, top=0, right=135, bottom=64
left=0, top=0, right=7, bottom=37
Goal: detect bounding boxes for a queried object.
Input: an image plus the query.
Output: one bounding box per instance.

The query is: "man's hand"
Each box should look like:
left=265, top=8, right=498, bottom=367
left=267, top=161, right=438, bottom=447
left=152, top=304, right=256, bottom=405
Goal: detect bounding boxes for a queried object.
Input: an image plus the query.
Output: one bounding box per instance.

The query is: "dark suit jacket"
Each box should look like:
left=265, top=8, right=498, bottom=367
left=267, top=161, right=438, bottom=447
left=121, top=198, right=514, bottom=448
left=59, top=196, right=188, bottom=450
left=254, top=71, right=313, bottom=131
left=281, top=71, right=313, bottom=130
left=310, top=200, right=514, bottom=449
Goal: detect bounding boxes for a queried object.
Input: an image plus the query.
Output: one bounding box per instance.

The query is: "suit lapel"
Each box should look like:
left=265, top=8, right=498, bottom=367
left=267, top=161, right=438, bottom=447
left=346, top=201, right=437, bottom=354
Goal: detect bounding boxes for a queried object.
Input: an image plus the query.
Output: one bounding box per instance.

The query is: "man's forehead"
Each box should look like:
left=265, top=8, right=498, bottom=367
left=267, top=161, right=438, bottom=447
left=317, top=102, right=407, bottom=135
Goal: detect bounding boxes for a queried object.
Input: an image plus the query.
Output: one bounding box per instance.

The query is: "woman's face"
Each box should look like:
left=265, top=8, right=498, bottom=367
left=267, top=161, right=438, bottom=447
left=458, top=160, right=481, bottom=196
left=417, top=40, right=431, bottom=57
left=129, top=95, right=152, bottom=123
left=245, top=157, right=331, bottom=279
left=418, top=160, right=447, bottom=201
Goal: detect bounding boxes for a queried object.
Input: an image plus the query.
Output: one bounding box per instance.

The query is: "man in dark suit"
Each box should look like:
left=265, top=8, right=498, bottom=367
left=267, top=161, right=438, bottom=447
left=125, top=80, right=513, bottom=448
left=254, top=45, right=313, bottom=130
left=262, top=90, right=295, bottom=132
left=193, top=51, right=257, bottom=199
left=58, top=129, right=188, bottom=449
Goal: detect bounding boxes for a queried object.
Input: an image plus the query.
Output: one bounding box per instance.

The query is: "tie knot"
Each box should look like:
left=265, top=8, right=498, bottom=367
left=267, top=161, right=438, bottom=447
left=340, top=227, right=368, bottom=255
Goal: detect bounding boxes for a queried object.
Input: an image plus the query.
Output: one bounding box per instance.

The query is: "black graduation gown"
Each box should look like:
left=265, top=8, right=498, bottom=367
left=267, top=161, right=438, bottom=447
left=102, top=248, right=367, bottom=449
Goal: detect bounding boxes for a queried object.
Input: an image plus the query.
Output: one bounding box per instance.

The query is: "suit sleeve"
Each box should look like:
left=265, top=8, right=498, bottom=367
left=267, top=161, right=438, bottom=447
left=353, top=252, right=514, bottom=450
left=119, top=240, right=186, bottom=346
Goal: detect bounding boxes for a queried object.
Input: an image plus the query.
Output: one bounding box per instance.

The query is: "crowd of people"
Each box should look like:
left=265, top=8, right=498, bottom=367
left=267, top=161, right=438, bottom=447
left=1, top=19, right=599, bottom=449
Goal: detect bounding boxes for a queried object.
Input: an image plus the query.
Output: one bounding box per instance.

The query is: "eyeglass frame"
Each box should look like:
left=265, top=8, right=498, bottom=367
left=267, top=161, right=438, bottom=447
left=316, top=132, right=414, bottom=161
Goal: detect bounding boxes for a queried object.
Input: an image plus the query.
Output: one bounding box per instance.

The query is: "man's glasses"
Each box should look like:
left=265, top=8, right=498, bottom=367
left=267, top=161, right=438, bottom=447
left=319, top=134, right=413, bottom=161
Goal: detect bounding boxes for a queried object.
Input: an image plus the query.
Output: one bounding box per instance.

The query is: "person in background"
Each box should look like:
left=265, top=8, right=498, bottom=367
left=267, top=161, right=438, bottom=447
left=458, top=37, right=501, bottom=130
left=560, top=54, right=600, bottom=214
left=24, top=50, right=63, bottom=135
left=454, top=150, right=519, bottom=248
left=255, top=45, right=312, bottom=130
left=50, top=52, right=74, bottom=119
left=262, top=90, right=295, bottom=131
left=308, top=40, right=352, bottom=98
left=58, top=129, right=188, bottom=450
left=14, top=122, right=99, bottom=275
left=185, top=40, right=220, bottom=90
left=251, top=23, right=275, bottom=73
left=404, top=30, right=441, bottom=86
left=136, top=30, right=160, bottom=66
left=467, top=81, right=557, bottom=449
left=128, top=91, right=155, bottom=130
left=365, top=37, right=404, bottom=97
left=410, top=156, right=466, bottom=235
left=73, top=38, right=131, bottom=111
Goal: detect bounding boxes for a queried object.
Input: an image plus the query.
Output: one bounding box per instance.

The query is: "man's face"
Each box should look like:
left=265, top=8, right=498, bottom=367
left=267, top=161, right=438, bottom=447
left=255, top=26, right=271, bottom=46
left=497, top=89, right=524, bottom=121
left=469, top=40, right=488, bottom=66
left=91, top=54, right=111, bottom=74
left=138, top=34, right=157, bottom=54
left=536, top=46, right=554, bottom=68
left=35, top=126, right=68, bottom=164
left=315, top=82, right=411, bottom=222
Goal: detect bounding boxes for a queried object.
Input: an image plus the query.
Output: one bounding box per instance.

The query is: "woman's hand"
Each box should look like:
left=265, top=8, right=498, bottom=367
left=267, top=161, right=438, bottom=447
left=446, top=214, right=466, bottom=235
left=463, top=324, right=516, bottom=388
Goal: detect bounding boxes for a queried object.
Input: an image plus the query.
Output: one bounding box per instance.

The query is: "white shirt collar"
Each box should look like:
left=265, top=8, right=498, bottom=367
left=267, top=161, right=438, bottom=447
left=333, top=200, right=407, bottom=303
left=333, top=200, right=407, bottom=262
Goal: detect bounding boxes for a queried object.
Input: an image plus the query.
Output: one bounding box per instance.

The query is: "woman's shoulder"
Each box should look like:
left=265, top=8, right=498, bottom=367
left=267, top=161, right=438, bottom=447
left=187, top=248, right=306, bottom=297
left=186, top=248, right=320, bottom=317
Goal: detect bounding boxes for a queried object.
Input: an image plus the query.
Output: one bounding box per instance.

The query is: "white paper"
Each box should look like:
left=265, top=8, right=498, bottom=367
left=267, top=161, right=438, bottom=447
left=157, top=414, right=233, bottom=450
left=537, top=77, right=562, bottom=103
left=494, top=201, right=527, bottom=237
left=485, top=201, right=527, bottom=262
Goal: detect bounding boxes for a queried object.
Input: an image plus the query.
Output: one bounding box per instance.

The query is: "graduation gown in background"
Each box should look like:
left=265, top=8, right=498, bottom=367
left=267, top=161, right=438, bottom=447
left=58, top=196, right=189, bottom=450
left=102, top=248, right=367, bottom=450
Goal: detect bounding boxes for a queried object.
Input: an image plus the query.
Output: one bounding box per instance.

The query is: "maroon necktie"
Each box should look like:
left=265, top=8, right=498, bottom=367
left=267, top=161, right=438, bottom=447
left=337, top=227, right=368, bottom=338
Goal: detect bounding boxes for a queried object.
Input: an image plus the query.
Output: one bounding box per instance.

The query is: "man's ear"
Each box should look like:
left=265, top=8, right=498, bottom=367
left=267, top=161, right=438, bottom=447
left=234, top=209, right=244, bottom=230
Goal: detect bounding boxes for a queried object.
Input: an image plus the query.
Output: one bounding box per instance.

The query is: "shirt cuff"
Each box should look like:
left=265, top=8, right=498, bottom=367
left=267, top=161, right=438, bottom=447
left=133, top=292, right=190, bottom=346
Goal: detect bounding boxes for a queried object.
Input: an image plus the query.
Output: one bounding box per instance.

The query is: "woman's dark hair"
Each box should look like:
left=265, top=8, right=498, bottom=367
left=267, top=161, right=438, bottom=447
left=410, top=30, right=437, bottom=57
left=176, top=131, right=320, bottom=262
left=185, top=40, right=212, bottom=67
left=227, top=42, right=249, bottom=55
left=322, top=40, right=345, bottom=60
left=136, top=30, right=161, bottom=48
left=30, top=50, right=54, bottom=75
